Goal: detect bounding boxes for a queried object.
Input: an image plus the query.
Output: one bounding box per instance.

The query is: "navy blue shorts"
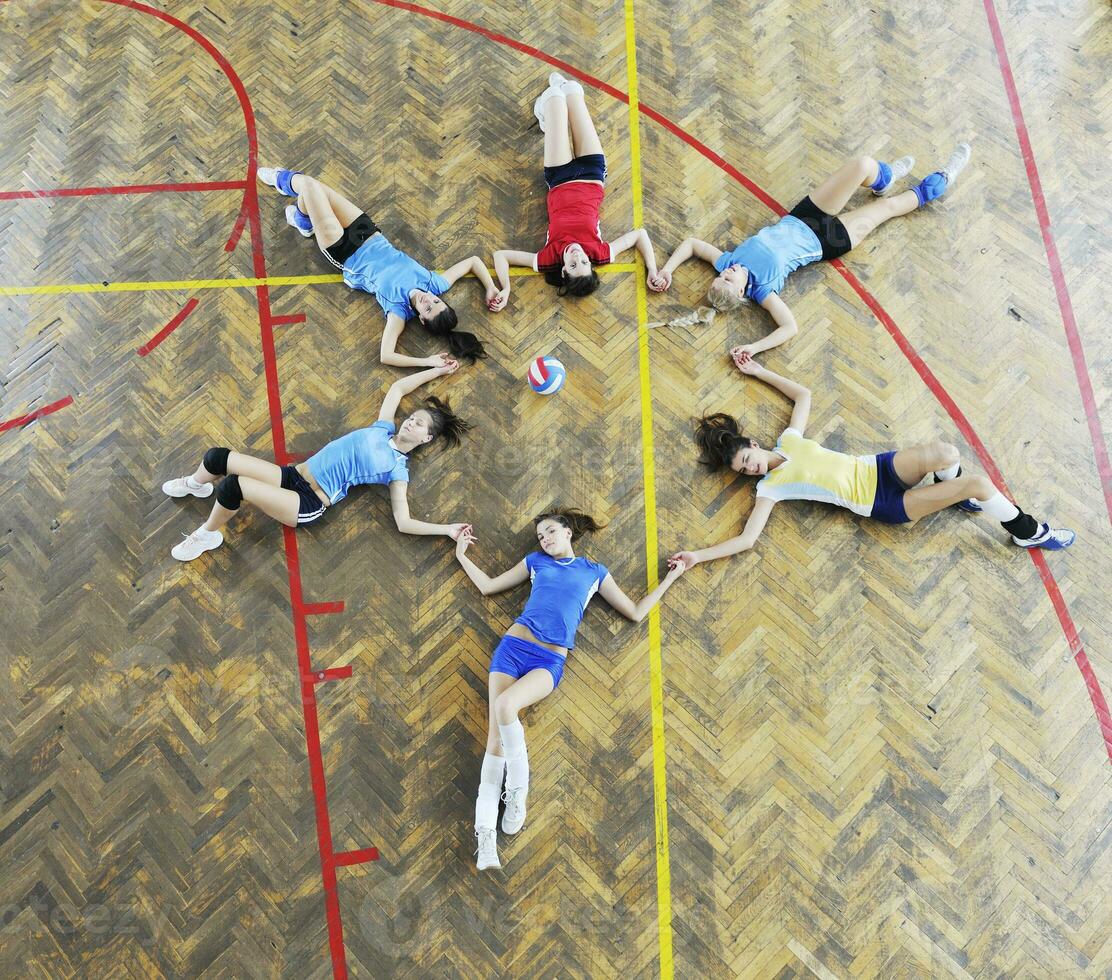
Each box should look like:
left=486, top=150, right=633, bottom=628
left=543, top=153, right=607, bottom=190
left=869, top=451, right=911, bottom=524
left=489, top=635, right=566, bottom=689
left=280, top=466, right=327, bottom=524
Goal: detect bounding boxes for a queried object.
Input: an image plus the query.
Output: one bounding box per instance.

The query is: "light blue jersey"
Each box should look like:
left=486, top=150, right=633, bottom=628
left=306, top=420, right=409, bottom=505
left=342, top=233, right=450, bottom=321
left=514, top=552, right=610, bottom=649
left=714, top=216, right=823, bottom=303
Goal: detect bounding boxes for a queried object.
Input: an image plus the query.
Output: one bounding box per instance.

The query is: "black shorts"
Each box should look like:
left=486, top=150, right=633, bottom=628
left=788, top=196, right=852, bottom=261
left=324, top=212, right=381, bottom=268
left=280, top=466, right=327, bottom=524
left=543, top=153, right=607, bottom=190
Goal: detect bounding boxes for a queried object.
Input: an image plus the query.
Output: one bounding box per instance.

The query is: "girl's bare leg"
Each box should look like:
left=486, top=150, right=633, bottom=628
left=544, top=96, right=573, bottom=168
left=839, top=190, right=919, bottom=248
left=565, top=90, right=603, bottom=158
left=809, top=155, right=882, bottom=215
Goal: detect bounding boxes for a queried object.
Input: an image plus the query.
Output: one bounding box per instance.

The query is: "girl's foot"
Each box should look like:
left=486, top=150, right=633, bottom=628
left=475, top=829, right=500, bottom=871
left=256, top=166, right=300, bottom=197
left=533, top=86, right=564, bottom=132
left=256, top=167, right=281, bottom=189
left=913, top=142, right=972, bottom=206
left=548, top=70, right=567, bottom=89
left=162, top=476, right=213, bottom=499
left=1011, top=523, right=1076, bottom=551
left=171, top=527, right=223, bottom=562
left=558, top=78, right=584, bottom=98
left=285, top=204, right=314, bottom=238
left=872, top=155, right=915, bottom=195
left=501, top=786, right=527, bottom=835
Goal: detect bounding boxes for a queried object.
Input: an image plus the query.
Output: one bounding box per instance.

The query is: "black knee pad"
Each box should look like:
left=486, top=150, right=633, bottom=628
left=203, top=447, right=231, bottom=476
left=215, top=474, right=242, bottom=510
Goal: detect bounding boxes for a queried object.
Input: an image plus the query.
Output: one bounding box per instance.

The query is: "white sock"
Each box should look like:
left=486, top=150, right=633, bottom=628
left=934, top=461, right=960, bottom=481
left=978, top=491, right=1019, bottom=522
left=475, top=784, right=500, bottom=830
left=498, top=719, right=529, bottom=789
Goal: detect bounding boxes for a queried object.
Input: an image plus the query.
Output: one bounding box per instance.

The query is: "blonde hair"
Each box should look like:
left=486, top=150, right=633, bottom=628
left=647, top=306, right=717, bottom=330
left=706, top=279, right=745, bottom=312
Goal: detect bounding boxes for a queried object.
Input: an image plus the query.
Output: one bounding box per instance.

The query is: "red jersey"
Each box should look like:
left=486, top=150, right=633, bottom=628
left=534, top=182, right=612, bottom=271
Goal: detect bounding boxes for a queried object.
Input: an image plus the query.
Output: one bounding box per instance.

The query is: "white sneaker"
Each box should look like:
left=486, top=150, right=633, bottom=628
left=475, top=829, right=500, bottom=871
left=558, top=78, right=584, bottom=98
left=171, top=527, right=223, bottom=562
left=548, top=71, right=567, bottom=89
left=873, top=155, right=915, bottom=195
left=162, top=476, right=213, bottom=499
left=501, top=786, right=527, bottom=835
left=256, top=166, right=281, bottom=189
left=533, top=86, right=564, bottom=132
left=285, top=203, right=314, bottom=238
left=940, top=142, right=972, bottom=184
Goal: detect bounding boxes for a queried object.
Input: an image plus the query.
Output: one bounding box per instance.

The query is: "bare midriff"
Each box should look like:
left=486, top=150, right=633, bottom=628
left=506, top=622, right=568, bottom=657
left=295, top=463, right=330, bottom=509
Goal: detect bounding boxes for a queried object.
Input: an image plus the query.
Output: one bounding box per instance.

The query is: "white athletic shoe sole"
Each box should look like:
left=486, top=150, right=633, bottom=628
left=162, top=476, right=213, bottom=499
left=256, top=166, right=281, bottom=188
left=874, top=155, right=915, bottom=195
left=172, top=529, right=224, bottom=562
left=533, top=86, right=564, bottom=132
left=940, top=142, right=972, bottom=184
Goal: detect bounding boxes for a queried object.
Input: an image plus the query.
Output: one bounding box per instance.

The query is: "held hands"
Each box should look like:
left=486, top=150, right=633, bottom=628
left=429, top=353, right=460, bottom=374
left=664, top=555, right=688, bottom=579
left=647, top=269, right=672, bottom=292
left=730, top=346, right=761, bottom=374
left=669, top=550, right=699, bottom=572
left=487, top=286, right=509, bottom=312
left=449, top=524, right=475, bottom=547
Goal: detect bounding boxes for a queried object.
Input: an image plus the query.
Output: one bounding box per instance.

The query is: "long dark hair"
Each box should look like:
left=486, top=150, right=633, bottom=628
left=532, top=507, right=606, bottom=540
left=421, top=395, right=471, bottom=448
left=416, top=305, right=486, bottom=363
left=693, top=413, right=751, bottom=470
left=542, top=266, right=601, bottom=298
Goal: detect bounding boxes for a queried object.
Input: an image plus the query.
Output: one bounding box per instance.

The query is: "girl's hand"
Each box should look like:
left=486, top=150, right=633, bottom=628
left=669, top=550, right=699, bottom=571
left=664, top=556, right=687, bottom=579
left=647, top=270, right=671, bottom=292
left=487, top=287, right=509, bottom=312
left=431, top=353, right=460, bottom=373
left=731, top=346, right=760, bottom=374
left=449, top=523, right=474, bottom=544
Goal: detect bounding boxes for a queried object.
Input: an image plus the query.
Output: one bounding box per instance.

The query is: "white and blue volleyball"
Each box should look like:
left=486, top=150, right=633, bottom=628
left=527, top=355, right=566, bottom=396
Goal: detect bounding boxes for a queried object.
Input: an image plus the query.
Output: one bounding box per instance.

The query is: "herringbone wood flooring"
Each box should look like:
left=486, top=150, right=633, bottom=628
left=1, top=0, right=1109, bottom=977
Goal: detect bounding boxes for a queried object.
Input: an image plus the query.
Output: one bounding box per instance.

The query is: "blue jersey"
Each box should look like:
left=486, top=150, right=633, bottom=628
left=714, top=215, right=823, bottom=303
left=514, top=552, right=610, bottom=649
left=305, top=420, right=409, bottom=505
left=342, top=232, right=450, bottom=321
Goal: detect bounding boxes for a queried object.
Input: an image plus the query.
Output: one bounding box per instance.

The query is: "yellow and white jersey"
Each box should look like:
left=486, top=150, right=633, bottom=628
left=755, top=428, right=879, bottom=517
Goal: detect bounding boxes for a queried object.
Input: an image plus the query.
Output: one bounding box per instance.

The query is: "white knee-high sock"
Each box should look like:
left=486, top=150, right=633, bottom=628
left=498, top=719, right=529, bottom=789
left=934, top=461, right=960, bottom=481
left=978, top=491, right=1020, bottom=522
left=475, top=752, right=505, bottom=830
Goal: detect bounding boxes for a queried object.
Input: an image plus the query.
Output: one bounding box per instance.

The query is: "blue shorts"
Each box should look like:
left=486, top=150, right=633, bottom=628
left=489, top=635, right=566, bottom=689
left=543, top=153, right=607, bottom=190
left=869, top=451, right=911, bottom=524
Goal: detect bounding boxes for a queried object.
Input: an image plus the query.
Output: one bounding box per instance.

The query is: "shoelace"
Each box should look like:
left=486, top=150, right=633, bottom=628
left=501, top=787, right=526, bottom=817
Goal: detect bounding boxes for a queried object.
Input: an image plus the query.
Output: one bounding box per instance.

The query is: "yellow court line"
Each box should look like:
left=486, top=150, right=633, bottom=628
left=624, top=2, right=674, bottom=978
left=0, top=264, right=640, bottom=298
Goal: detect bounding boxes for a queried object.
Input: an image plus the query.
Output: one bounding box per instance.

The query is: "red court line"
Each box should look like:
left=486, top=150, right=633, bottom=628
left=305, top=601, right=345, bottom=616
left=137, top=298, right=198, bottom=356
left=335, top=847, right=380, bottom=867
left=0, top=395, right=73, bottom=434
left=368, top=0, right=1111, bottom=766
left=982, top=0, right=1111, bottom=527
left=0, top=179, right=246, bottom=202
left=102, top=2, right=352, bottom=975
left=307, top=666, right=355, bottom=684
left=225, top=193, right=250, bottom=253
left=272, top=313, right=307, bottom=326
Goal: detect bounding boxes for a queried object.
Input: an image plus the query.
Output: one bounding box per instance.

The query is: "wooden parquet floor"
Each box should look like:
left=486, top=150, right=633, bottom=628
left=1, top=0, right=1110, bottom=977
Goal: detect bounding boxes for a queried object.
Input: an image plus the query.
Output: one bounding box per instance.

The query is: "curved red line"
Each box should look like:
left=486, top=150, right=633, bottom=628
left=137, top=297, right=198, bottom=356
left=366, top=0, right=1111, bottom=764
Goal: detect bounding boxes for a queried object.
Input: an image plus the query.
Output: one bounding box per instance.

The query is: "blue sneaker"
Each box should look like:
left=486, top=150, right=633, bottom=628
left=285, top=204, right=313, bottom=238
left=1012, top=524, right=1076, bottom=551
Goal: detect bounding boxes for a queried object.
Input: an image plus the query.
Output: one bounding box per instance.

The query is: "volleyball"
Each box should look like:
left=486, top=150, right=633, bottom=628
left=527, top=355, right=566, bottom=395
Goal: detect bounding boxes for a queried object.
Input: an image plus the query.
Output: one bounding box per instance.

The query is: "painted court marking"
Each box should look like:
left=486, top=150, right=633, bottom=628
left=0, top=395, right=74, bottom=434
left=136, top=297, right=198, bottom=356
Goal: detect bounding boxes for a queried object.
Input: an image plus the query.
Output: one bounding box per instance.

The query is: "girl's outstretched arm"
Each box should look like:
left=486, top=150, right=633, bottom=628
left=490, top=249, right=538, bottom=310
left=381, top=313, right=453, bottom=368
left=389, top=480, right=470, bottom=539
left=454, top=531, right=530, bottom=595
left=654, top=237, right=724, bottom=289
left=672, top=496, right=775, bottom=568
left=728, top=294, right=799, bottom=357
left=441, top=255, right=500, bottom=309
left=378, top=361, right=459, bottom=424
left=731, top=355, right=812, bottom=433
left=607, top=228, right=660, bottom=287
left=596, top=558, right=686, bottom=623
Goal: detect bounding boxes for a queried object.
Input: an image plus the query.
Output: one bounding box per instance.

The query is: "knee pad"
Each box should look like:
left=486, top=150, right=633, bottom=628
left=203, top=447, right=231, bottom=476
left=215, top=474, right=242, bottom=510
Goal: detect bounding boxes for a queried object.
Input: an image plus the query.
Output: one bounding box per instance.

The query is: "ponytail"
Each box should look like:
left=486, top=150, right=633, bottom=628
left=422, top=395, right=472, bottom=448
left=419, top=305, right=486, bottom=363
left=532, top=507, right=606, bottom=540
left=693, top=413, right=750, bottom=470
